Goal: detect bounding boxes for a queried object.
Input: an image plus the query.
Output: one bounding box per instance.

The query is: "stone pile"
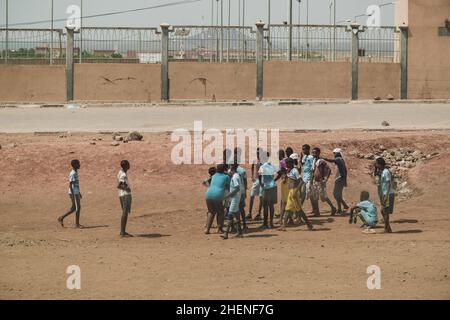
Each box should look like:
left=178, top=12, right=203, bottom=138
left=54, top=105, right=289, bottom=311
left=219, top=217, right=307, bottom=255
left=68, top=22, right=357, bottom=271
left=352, top=145, right=440, bottom=200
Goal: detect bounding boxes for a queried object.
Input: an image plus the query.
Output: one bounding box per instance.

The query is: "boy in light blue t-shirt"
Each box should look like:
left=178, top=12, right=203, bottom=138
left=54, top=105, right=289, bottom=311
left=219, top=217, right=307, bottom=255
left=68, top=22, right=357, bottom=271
left=349, top=191, right=378, bottom=232
left=221, top=164, right=244, bottom=240
left=58, top=159, right=83, bottom=228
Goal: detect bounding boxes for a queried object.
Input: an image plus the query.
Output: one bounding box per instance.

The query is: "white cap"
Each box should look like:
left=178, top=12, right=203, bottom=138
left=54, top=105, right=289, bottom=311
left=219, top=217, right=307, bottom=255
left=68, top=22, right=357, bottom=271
left=333, top=148, right=343, bottom=154
left=290, top=153, right=299, bottom=160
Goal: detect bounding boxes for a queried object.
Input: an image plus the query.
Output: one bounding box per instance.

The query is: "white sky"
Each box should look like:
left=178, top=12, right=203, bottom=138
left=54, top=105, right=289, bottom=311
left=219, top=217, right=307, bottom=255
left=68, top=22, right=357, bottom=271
left=0, top=0, right=396, bottom=28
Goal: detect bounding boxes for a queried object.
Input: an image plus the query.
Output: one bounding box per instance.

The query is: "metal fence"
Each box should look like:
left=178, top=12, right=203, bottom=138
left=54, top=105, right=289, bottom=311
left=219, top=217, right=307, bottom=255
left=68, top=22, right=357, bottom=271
left=0, top=28, right=65, bottom=64
left=267, top=24, right=352, bottom=62
left=74, top=27, right=161, bottom=63
left=0, top=24, right=399, bottom=65
left=359, top=26, right=400, bottom=63
left=169, top=25, right=256, bottom=62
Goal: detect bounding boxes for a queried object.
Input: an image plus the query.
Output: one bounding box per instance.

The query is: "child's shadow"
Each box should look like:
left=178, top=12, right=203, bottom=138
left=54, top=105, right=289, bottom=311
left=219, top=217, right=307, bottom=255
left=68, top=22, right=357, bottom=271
left=393, top=229, right=423, bottom=234
left=81, top=225, right=109, bottom=229
left=392, top=219, right=419, bottom=224
left=135, top=233, right=171, bottom=238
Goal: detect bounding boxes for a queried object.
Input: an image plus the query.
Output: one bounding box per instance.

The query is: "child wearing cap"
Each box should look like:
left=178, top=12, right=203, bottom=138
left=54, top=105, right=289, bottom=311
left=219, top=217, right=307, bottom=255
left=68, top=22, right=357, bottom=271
left=324, top=148, right=349, bottom=215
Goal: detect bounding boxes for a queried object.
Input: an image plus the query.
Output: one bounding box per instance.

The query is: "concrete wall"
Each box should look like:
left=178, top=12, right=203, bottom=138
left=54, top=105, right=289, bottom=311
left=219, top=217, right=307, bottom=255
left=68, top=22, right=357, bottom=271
left=359, top=63, right=401, bottom=99
left=263, top=61, right=351, bottom=99
left=0, top=65, right=65, bottom=102
left=74, top=63, right=161, bottom=102
left=168, top=62, right=256, bottom=101
left=407, top=0, right=450, bottom=99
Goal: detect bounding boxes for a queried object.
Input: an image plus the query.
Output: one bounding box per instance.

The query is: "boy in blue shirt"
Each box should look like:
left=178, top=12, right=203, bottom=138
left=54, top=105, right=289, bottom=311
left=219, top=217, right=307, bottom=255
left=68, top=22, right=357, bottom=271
left=375, top=157, right=395, bottom=233
left=221, top=164, right=244, bottom=239
left=205, top=164, right=230, bottom=234
left=349, top=191, right=378, bottom=233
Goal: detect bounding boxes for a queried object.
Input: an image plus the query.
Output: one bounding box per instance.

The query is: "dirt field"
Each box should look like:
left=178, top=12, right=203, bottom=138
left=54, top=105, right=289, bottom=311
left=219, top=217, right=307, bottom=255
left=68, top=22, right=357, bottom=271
left=1, top=130, right=449, bottom=300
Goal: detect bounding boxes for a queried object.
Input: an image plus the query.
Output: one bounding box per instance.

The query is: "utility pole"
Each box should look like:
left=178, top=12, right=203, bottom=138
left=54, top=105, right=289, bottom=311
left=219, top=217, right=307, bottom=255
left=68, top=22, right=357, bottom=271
left=267, top=0, right=271, bottom=60
left=288, top=0, right=293, bottom=61
left=242, top=0, right=245, bottom=61
left=216, top=0, right=219, bottom=62
left=5, top=0, right=8, bottom=64
left=297, top=0, right=301, bottom=59
left=333, top=0, right=337, bottom=61
left=306, top=0, right=309, bottom=60
left=50, top=0, right=54, bottom=65
left=211, top=0, right=214, bottom=62
left=227, top=0, right=230, bottom=62
left=79, top=0, right=83, bottom=63
left=329, top=1, right=332, bottom=61
left=211, top=0, right=214, bottom=26
left=238, top=0, right=241, bottom=62
left=220, top=0, right=223, bottom=62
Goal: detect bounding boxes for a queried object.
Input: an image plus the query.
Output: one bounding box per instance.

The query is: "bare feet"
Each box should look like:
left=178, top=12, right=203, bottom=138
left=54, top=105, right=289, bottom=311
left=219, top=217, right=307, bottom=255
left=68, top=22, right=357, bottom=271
left=75, top=224, right=85, bottom=229
left=57, top=217, right=64, bottom=227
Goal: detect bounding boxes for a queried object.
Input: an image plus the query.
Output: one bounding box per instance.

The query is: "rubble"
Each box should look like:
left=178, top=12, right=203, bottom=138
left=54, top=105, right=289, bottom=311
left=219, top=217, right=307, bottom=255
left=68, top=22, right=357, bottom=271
left=127, top=131, right=143, bottom=141
left=355, top=145, right=440, bottom=200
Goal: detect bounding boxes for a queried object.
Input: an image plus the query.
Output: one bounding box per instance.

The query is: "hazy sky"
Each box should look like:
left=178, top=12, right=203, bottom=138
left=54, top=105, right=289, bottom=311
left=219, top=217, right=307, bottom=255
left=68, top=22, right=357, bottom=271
left=0, top=0, right=396, bottom=28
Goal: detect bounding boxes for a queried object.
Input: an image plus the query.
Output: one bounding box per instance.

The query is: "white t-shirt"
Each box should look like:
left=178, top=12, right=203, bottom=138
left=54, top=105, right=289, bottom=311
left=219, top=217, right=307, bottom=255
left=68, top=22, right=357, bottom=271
left=117, top=169, right=131, bottom=197
left=68, top=169, right=80, bottom=195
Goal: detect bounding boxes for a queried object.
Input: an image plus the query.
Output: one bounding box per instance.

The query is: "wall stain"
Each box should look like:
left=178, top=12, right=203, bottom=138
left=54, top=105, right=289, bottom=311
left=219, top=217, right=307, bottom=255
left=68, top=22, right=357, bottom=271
left=101, top=76, right=137, bottom=85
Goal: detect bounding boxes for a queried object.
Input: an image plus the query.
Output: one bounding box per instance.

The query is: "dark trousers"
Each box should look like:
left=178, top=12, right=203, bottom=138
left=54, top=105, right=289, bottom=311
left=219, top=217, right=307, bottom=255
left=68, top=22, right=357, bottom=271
left=333, top=178, right=348, bottom=211
left=61, top=194, right=81, bottom=225
left=206, top=199, right=225, bottom=232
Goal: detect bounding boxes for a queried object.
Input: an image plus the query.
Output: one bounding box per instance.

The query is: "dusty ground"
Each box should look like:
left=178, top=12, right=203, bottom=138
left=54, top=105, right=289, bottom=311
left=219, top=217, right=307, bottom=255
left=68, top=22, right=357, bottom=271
left=0, top=130, right=449, bottom=300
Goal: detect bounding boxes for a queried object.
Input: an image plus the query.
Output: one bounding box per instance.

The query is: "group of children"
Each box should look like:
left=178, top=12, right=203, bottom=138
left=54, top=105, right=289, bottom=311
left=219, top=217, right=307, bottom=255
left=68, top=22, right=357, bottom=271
left=58, top=159, right=133, bottom=237
left=56, top=144, right=396, bottom=239
left=203, top=145, right=396, bottom=239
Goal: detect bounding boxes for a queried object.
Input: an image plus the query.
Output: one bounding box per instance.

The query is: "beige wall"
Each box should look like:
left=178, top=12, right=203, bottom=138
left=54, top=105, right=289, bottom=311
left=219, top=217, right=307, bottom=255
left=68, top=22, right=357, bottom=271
left=407, top=0, right=450, bottom=99
left=263, top=61, right=351, bottom=99
left=359, top=63, right=401, bottom=99
left=74, top=63, right=161, bottom=102
left=0, top=65, right=65, bottom=102
left=169, top=62, right=256, bottom=101
left=396, top=0, right=409, bottom=28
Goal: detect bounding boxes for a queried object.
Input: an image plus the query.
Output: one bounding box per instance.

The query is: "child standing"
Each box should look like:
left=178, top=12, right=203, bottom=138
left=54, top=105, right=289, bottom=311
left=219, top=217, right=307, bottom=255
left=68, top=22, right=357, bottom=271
left=375, top=157, right=395, bottom=233
left=349, top=191, right=378, bottom=233
left=278, top=149, right=289, bottom=224
left=311, top=147, right=337, bottom=216
left=203, top=167, right=217, bottom=227
left=221, top=164, right=244, bottom=239
left=58, top=159, right=83, bottom=228
left=259, top=152, right=278, bottom=229
left=279, top=158, right=313, bottom=231
left=300, top=144, right=314, bottom=205
left=117, top=160, right=133, bottom=237
left=248, top=148, right=263, bottom=220
left=324, top=148, right=350, bottom=215
left=205, top=164, right=230, bottom=234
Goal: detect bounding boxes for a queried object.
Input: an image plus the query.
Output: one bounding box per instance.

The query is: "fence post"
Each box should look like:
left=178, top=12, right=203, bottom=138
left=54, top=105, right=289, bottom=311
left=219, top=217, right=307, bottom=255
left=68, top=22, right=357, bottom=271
left=350, top=23, right=362, bottom=101
left=256, top=21, right=265, bottom=101
left=399, top=26, right=408, bottom=100
left=160, top=23, right=170, bottom=102
left=66, top=27, right=75, bottom=102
